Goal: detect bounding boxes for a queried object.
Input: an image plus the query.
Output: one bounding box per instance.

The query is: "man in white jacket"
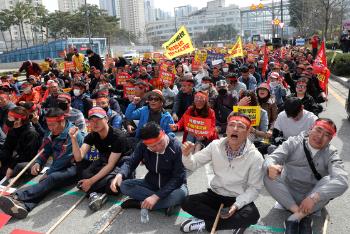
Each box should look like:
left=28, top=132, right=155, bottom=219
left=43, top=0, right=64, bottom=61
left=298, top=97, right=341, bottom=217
left=180, top=112, right=264, bottom=233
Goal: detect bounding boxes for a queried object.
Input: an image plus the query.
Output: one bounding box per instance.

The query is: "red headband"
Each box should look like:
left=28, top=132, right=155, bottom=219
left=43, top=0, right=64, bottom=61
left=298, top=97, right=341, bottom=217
left=96, top=97, right=109, bottom=102
left=0, top=94, right=9, bottom=99
left=228, top=116, right=251, bottom=128
left=195, top=92, right=208, bottom=100
left=46, top=115, right=65, bottom=123
left=143, top=131, right=165, bottom=145
left=314, top=120, right=336, bottom=136
left=8, top=111, right=27, bottom=120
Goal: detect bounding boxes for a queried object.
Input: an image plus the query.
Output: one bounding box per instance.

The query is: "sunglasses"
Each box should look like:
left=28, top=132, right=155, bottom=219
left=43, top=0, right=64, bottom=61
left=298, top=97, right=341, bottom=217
left=148, top=97, right=161, bottom=102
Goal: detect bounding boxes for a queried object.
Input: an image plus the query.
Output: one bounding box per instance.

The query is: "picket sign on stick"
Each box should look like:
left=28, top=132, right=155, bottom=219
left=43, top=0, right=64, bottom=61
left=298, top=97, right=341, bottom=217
left=210, top=203, right=224, bottom=234
left=46, top=195, right=85, bottom=234
left=0, top=149, right=44, bottom=197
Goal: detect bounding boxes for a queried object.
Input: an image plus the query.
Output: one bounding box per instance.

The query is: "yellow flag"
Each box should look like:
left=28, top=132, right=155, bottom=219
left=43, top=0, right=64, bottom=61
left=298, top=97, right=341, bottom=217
left=229, top=36, right=244, bottom=58
left=162, top=26, right=195, bottom=59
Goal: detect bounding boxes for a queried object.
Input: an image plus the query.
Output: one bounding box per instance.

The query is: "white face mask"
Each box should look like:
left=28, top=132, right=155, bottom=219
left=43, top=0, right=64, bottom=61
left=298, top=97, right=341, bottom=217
left=73, top=89, right=81, bottom=96
left=223, top=68, right=229, bottom=73
left=270, top=81, right=278, bottom=88
left=201, top=83, right=210, bottom=90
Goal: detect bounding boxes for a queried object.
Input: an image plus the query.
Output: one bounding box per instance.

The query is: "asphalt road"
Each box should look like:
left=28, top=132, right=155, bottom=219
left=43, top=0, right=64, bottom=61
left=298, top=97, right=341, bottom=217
left=1, top=79, right=350, bottom=234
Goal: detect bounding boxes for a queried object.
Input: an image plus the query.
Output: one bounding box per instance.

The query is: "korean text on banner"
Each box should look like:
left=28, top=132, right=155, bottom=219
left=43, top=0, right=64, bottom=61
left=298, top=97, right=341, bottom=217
left=233, top=106, right=261, bottom=127
left=116, top=72, right=131, bottom=86
left=159, top=70, right=175, bottom=84
left=162, top=25, right=195, bottom=59
left=183, top=115, right=212, bottom=137
left=194, top=51, right=207, bottom=63
left=123, top=85, right=136, bottom=98
left=229, top=36, right=244, bottom=58
left=64, top=62, right=75, bottom=72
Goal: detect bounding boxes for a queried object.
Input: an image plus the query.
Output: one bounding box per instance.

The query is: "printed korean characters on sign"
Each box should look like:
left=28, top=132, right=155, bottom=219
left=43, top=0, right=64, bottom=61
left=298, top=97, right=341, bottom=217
left=116, top=72, right=131, bottom=86
left=64, top=62, right=75, bottom=72
left=159, top=70, right=175, bottom=85
left=183, top=115, right=212, bottom=137
left=123, top=85, right=136, bottom=98
left=233, top=106, right=261, bottom=127
left=162, top=25, right=195, bottom=59
left=191, top=60, right=202, bottom=73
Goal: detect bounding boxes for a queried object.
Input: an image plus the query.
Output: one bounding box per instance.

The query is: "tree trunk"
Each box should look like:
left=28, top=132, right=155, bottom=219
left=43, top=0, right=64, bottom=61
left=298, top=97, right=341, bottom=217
left=21, top=22, right=29, bottom=47
left=19, top=24, right=23, bottom=48
left=1, top=31, right=9, bottom=51
left=9, top=29, right=13, bottom=50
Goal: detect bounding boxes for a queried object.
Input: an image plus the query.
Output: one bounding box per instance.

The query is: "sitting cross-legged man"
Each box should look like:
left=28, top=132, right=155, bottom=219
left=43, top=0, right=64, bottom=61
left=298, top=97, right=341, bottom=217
left=263, top=118, right=348, bottom=234
left=70, top=107, right=131, bottom=211
left=110, top=122, right=188, bottom=215
left=180, top=112, right=263, bottom=233
left=0, top=108, right=84, bottom=219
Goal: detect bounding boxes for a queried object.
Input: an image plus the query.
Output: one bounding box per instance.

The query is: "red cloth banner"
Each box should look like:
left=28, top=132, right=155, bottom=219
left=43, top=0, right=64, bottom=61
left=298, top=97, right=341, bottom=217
left=312, top=40, right=330, bottom=94
left=159, top=70, right=175, bottom=85
left=123, top=85, right=136, bottom=98
left=262, top=44, right=268, bottom=78
left=116, top=72, right=131, bottom=86
left=183, top=114, right=212, bottom=137
left=64, top=62, right=75, bottom=72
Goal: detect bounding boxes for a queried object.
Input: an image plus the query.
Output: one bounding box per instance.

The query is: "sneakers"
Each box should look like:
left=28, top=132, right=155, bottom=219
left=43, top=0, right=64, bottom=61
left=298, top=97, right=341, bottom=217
left=0, top=195, right=28, bottom=219
left=88, top=192, right=108, bottom=211
left=180, top=218, right=205, bottom=233
left=299, top=216, right=313, bottom=234
left=121, top=198, right=141, bottom=209
left=284, top=219, right=299, bottom=234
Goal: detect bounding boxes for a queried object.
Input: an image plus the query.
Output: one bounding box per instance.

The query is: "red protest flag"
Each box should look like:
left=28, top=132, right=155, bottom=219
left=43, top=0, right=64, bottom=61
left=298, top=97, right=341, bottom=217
left=312, top=40, right=330, bottom=94
left=262, top=44, right=268, bottom=78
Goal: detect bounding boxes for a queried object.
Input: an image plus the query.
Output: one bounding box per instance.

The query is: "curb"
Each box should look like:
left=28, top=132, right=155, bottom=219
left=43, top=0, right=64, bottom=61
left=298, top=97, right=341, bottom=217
left=330, top=73, right=350, bottom=88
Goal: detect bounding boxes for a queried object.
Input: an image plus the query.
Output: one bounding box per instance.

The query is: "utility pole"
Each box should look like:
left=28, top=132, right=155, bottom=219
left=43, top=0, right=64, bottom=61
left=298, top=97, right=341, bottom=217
left=272, top=0, right=275, bottom=38
left=280, top=0, right=283, bottom=44
left=85, top=0, right=92, bottom=48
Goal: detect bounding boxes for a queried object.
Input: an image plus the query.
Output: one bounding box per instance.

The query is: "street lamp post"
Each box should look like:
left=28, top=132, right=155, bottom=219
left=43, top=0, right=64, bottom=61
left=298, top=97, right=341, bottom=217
left=174, top=5, right=187, bottom=32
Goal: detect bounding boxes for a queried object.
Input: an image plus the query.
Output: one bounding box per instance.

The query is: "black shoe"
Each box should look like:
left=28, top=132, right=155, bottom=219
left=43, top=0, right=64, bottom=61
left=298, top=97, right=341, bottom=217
left=0, top=195, right=28, bottom=219
left=88, top=192, right=108, bottom=211
left=284, top=220, right=299, bottom=234
left=299, top=216, right=313, bottom=234
left=121, top=198, right=141, bottom=209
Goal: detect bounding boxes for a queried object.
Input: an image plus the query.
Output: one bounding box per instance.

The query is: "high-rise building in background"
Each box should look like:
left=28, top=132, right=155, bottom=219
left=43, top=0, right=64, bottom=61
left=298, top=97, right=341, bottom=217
left=175, top=5, right=198, bottom=17
left=144, top=0, right=155, bottom=23
left=119, top=0, right=146, bottom=43
left=154, top=8, right=171, bottom=21
left=57, top=0, right=85, bottom=13
left=0, top=0, right=44, bottom=51
left=99, top=0, right=120, bottom=18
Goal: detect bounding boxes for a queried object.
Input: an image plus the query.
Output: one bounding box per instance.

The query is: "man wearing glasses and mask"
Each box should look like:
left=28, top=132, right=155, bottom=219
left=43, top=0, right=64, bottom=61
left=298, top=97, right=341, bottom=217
left=125, top=89, right=175, bottom=140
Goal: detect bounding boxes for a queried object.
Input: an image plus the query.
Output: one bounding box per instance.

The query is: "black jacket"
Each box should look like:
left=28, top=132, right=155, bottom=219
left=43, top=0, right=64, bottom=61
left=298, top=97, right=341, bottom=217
left=0, top=123, right=41, bottom=169
left=118, top=135, right=186, bottom=199
left=290, top=93, right=323, bottom=116
left=172, top=90, right=195, bottom=119
left=88, top=53, right=104, bottom=72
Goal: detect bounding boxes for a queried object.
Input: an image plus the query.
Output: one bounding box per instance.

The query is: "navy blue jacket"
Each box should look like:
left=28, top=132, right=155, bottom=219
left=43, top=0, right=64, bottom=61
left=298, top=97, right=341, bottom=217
left=119, top=135, right=186, bottom=199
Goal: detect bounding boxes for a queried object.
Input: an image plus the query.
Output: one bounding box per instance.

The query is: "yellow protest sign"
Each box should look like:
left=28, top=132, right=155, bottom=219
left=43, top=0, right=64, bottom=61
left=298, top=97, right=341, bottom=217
left=229, top=36, right=244, bottom=58
left=233, top=106, right=261, bottom=126
left=162, top=25, right=195, bottom=59
left=40, top=62, right=50, bottom=72
left=143, top=52, right=152, bottom=59
left=194, top=51, right=207, bottom=63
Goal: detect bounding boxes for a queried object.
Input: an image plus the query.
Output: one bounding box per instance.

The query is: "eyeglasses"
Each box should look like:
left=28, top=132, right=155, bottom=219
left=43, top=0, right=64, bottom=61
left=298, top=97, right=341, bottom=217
left=194, top=96, right=206, bottom=102
left=148, top=97, right=161, bottom=102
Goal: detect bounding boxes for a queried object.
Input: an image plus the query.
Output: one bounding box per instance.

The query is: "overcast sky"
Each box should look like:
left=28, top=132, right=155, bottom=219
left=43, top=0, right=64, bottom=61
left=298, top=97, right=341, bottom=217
left=42, top=0, right=270, bottom=13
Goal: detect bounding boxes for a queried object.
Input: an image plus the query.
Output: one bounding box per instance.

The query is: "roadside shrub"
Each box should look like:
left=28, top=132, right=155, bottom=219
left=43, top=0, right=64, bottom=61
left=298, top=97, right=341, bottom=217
left=326, top=52, right=350, bottom=77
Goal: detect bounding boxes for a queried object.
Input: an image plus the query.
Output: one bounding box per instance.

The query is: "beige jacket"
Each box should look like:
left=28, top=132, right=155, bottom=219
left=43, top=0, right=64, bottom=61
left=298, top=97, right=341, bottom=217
left=182, top=138, right=264, bottom=209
